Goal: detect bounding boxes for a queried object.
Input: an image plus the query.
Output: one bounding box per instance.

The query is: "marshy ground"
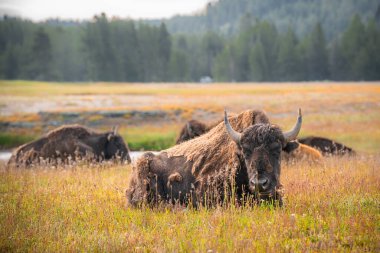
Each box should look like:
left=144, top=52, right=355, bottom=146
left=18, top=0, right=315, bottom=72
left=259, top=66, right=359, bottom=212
left=0, top=81, right=379, bottom=251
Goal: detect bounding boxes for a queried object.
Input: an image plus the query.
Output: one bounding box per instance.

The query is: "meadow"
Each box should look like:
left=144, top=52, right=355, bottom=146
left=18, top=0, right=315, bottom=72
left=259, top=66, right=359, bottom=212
left=0, top=81, right=379, bottom=251
left=1, top=81, right=380, bottom=152
left=0, top=157, right=378, bottom=252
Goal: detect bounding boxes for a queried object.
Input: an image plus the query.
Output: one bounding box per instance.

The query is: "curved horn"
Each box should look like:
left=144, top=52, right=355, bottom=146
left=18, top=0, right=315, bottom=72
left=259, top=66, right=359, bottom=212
left=186, top=122, right=193, bottom=135
left=112, top=125, right=119, bottom=135
left=283, top=108, right=302, bottom=142
left=224, top=109, right=241, bottom=144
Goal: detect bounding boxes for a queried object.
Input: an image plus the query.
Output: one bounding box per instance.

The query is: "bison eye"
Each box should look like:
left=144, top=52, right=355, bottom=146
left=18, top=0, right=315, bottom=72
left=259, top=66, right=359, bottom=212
left=270, top=142, right=280, bottom=150
left=243, top=149, right=252, bottom=157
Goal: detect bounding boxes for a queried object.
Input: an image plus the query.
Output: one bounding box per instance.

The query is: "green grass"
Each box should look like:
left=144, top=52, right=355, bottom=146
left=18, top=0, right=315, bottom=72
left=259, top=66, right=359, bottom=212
left=0, top=131, right=176, bottom=151
left=124, top=131, right=177, bottom=151
left=0, top=156, right=378, bottom=251
left=0, top=133, right=36, bottom=149
left=0, top=125, right=178, bottom=151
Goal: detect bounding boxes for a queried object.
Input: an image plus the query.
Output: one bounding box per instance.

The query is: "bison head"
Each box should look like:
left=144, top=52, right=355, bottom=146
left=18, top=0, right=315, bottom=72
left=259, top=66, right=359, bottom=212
left=105, top=126, right=131, bottom=163
left=176, top=120, right=208, bottom=144
left=224, top=109, right=302, bottom=205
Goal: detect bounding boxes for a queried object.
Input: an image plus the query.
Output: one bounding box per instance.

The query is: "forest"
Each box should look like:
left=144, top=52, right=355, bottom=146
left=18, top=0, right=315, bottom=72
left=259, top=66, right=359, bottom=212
left=0, top=0, right=380, bottom=82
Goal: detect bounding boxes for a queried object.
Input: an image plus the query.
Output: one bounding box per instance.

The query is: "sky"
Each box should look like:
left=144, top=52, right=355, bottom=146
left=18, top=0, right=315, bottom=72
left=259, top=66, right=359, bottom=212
left=0, top=0, right=213, bottom=21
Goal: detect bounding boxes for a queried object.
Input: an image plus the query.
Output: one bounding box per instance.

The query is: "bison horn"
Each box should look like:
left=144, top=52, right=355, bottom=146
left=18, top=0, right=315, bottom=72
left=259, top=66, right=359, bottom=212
left=186, top=122, right=192, bottom=135
left=283, top=108, right=302, bottom=142
left=224, top=109, right=241, bottom=144
left=112, top=125, right=119, bottom=135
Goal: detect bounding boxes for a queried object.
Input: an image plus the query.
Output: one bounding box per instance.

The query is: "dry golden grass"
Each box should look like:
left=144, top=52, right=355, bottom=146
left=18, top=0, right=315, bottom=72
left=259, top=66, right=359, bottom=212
left=1, top=81, right=380, bottom=152
left=1, top=80, right=380, bottom=97
left=0, top=156, right=378, bottom=252
left=0, top=81, right=379, bottom=251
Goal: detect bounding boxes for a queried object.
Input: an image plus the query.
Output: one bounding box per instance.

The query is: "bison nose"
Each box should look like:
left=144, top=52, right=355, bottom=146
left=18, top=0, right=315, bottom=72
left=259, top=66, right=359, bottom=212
left=250, top=177, right=270, bottom=192
left=258, top=178, right=270, bottom=191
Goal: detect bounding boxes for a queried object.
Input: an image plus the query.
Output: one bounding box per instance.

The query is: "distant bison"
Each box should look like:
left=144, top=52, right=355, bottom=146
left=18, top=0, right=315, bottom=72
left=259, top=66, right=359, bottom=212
left=177, top=118, right=322, bottom=162
left=282, top=141, right=322, bottom=162
left=7, top=125, right=131, bottom=168
left=298, top=136, right=355, bottom=156
left=126, top=109, right=302, bottom=207
left=176, top=120, right=209, bottom=144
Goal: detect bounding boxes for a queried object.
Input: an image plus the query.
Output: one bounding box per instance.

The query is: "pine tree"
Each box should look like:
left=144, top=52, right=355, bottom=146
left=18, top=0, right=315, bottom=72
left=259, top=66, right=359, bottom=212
left=301, top=23, right=329, bottom=80
left=158, top=23, right=171, bottom=81
left=340, top=15, right=367, bottom=80
left=28, top=28, right=53, bottom=80
left=276, top=27, right=300, bottom=81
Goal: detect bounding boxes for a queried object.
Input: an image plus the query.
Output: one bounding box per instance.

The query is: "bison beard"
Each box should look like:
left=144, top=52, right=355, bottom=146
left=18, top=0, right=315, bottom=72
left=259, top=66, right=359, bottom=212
left=126, top=109, right=302, bottom=208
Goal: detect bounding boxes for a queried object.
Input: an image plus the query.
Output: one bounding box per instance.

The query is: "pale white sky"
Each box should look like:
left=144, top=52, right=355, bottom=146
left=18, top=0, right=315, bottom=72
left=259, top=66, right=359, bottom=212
left=0, top=0, right=213, bottom=21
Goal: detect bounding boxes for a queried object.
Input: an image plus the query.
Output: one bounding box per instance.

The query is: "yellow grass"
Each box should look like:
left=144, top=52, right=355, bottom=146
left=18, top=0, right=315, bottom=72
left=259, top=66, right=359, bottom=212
left=0, top=81, right=379, bottom=251
left=0, top=156, right=379, bottom=252
left=1, top=80, right=380, bottom=97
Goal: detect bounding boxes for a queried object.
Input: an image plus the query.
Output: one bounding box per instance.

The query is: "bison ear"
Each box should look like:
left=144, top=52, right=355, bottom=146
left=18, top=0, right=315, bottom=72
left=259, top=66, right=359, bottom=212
left=283, top=141, right=299, bottom=153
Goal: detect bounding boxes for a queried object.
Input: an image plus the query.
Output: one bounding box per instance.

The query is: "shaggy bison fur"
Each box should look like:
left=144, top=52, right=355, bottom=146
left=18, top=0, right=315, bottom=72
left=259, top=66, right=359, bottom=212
left=7, top=125, right=131, bottom=168
left=126, top=109, right=302, bottom=208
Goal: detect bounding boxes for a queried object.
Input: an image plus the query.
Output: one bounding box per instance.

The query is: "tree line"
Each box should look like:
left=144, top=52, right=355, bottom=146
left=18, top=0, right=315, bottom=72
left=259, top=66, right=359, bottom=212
left=163, top=0, right=378, bottom=39
left=0, top=13, right=379, bottom=82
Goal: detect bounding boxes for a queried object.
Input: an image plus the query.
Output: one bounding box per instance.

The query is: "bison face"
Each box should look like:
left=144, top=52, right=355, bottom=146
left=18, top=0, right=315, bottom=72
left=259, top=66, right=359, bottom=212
left=239, top=125, right=284, bottom=201
left=224, top=109, right=302, bottom=205
left=105, top=133, right=131, bottom=163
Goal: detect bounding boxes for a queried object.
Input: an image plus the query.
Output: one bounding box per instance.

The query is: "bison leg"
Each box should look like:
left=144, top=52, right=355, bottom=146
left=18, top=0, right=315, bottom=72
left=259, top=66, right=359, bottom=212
left=74, top=141, right=96, bottom=160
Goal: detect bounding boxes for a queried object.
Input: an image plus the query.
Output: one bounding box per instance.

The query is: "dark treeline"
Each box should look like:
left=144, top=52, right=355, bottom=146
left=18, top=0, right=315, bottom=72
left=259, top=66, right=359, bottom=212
left=162, top=0, right=378, bottom=39
left=1, top=13, right=380, bottom=82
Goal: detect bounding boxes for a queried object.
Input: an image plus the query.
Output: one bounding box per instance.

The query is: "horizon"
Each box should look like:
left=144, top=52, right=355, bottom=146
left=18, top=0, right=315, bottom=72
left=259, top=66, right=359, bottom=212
left=0, top=0, right=213, bottom=21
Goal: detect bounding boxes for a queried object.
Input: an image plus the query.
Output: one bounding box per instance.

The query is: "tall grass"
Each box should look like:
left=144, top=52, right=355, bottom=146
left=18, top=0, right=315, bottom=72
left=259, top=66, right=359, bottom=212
left=0, top=156, right=378, bottom=251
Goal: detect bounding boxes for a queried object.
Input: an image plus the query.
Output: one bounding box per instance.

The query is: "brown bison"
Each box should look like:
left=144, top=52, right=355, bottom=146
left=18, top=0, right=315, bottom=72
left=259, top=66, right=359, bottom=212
left=126, top=109, right=302, bottom=207
left=298, top=136, right=355, bottom=156
left=7, top=124, right=131, bottom=168
left=176, top=120, right=209, bottom=144
left=177, top=118, right=321, bottom=162
left=281, top=141, right=322, bottom=161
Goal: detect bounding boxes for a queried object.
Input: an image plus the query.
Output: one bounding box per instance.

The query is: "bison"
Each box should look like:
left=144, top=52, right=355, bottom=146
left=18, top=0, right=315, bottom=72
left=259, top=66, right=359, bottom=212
left=7, top=124, right=131, bottom=168
left=176, top=120, right=209, bottom=144
left=281, top=141, right=322, bottom=162
left=126, top=109, right=302, bottom=208
left=298, top=136, right=355, bottom=156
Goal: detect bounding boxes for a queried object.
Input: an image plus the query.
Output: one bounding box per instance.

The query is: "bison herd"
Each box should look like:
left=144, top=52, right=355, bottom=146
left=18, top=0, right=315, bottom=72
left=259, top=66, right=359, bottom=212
left=6, top=109, right=355, bottom=208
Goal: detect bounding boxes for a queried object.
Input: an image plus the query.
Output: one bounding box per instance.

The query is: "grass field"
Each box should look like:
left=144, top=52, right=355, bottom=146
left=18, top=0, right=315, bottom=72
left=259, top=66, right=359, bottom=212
left=0, top=81, right=379, bottom=251
left=0, top=157, right=378, bottom=252
left=1, top=81, right=380, bottom=152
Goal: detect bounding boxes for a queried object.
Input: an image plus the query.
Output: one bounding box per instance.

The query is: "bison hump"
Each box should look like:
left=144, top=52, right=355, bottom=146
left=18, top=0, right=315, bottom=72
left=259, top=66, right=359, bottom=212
left=45, top=125, right=94, bottom=139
